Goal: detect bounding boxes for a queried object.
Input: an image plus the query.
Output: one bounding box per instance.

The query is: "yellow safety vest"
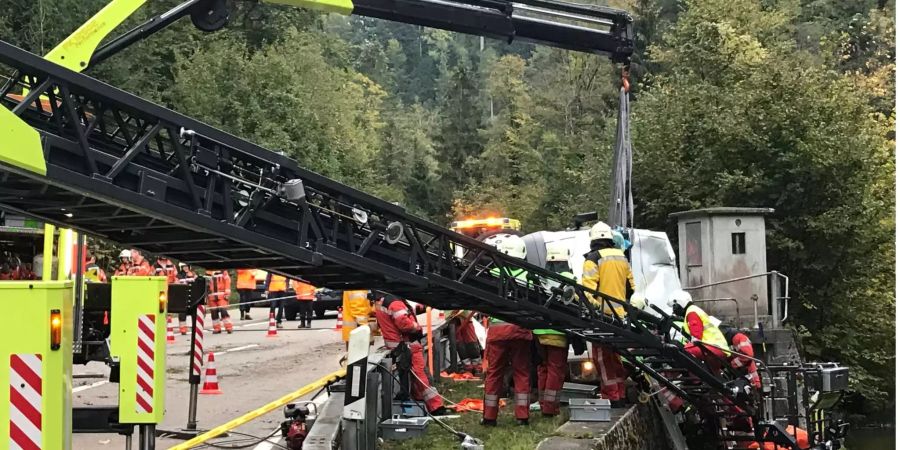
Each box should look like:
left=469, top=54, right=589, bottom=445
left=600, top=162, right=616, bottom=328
left=682, top=305, right=729, bottom=350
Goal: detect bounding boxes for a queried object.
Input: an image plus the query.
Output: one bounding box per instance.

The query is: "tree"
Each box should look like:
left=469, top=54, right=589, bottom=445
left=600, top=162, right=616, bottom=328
left=632, top=0, right=895, bottom=417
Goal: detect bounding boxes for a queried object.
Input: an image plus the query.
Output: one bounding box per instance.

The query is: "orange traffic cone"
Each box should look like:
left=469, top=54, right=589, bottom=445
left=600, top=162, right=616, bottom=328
left=334, top=308, right=343, bottom=332
left=266, top=312, right=278, bottom=338
left=199, top=352, right=223, bottom=395
left=166, top=316, right=176, bottom=344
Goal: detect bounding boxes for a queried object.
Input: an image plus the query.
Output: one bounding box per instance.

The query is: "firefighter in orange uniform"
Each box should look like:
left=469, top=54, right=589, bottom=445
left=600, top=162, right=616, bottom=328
left=236, top=269, right=256, bottom=320
left=373, top=291, right=446, bottom=415
left=266, top=273, right=288, bottom=327
left=114, top=249, right=132, bottom=276
left=720, top=326, right=761, bottom=390
left=153, top=255, right=178, bottom=283
left=127, top=250, right=153, bottom=276
left=208, top=270, right=233, bottom=334
left=447, top=309, right=482, bottom=373
left=290, top=279, right=316, bottom=328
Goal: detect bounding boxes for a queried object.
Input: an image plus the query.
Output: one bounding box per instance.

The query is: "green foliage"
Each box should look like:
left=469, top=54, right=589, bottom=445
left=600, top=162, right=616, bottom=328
left=0, top=0, right=893, bottom=419
left=632, top=0, right=895, bottom=416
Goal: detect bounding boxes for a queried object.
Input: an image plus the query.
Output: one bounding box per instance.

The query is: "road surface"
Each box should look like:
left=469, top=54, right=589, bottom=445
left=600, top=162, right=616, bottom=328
left=72, top=310, right=345, bottom=450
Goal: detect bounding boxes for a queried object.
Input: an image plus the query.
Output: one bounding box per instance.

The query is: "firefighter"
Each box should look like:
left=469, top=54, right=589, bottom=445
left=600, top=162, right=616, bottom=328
left=341, top=289, right=371, bottom=344
left=236, top=269, right=256, bottom=320
left=128, top=249, right=153, bottom=276
left=670, top=291, right=728, bottom=372
left=719, top=325, right=762, bottom=391
left=208, top=270, right=233, bottom=334
left=153, top=255, right=178, bottom=283
left=84, top=253, right=107, bottom=282
left=265, top=272, right=288, bottom=328
left=291, top=279, right=316, bottom=328
left=582, top=221, right=635, bottom=407
left=176, top=262, right=197, bottom=334
left=533, top=242, right=574, bottom=416
left=447, top=309, right=482, bottom=373
left=483, top=235, right=533, bottom=426
left=113, top=249, right=132, bottom=275
left=373, top=291, right=447, bottom=415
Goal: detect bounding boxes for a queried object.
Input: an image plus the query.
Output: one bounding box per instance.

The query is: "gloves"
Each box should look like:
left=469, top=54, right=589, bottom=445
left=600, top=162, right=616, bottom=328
left=261, top=292, right=268, bottom=299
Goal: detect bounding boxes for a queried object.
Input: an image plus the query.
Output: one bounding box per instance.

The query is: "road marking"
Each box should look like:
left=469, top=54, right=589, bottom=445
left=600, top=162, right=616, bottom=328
left=73, top=380, right=109, bottom=393
left=224, top=344, right=259, bottom=353
left=236, top=321, right=268, bottom=329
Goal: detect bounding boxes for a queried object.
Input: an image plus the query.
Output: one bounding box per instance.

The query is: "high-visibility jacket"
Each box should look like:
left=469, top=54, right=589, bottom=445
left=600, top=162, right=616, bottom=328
left=236, top=269, right=256, bottom=290
left=84, top=263, right=107, bottom=283
left=153, top=258, right=178, bottom=283
left=208, top=271, right=232, bottom=302
left=128, top=260, right=153, bottom=276
left=114, top=263, right=130, bottom=276
left=267, top=274, right=287, bottom=293
left=683, top=304, right=729, bottom=350
left=374, top=294, right=421, bottom=348
left=177, top=268, right=196, bottom=284
left=291, top=280, right=316, bottom=300
left=581, top=248, right=635, bottom=317
left=534, top=270, right=574, bottom=347
left=343, top=290, right=370, bottom=319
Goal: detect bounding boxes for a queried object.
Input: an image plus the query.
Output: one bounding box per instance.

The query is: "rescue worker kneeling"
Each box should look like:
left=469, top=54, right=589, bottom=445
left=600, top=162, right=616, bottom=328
left=373, top=292, right=446, bottom=416
left=483, top=235, right=533, bottom=426
left=582, top=221, right=635, bottom=407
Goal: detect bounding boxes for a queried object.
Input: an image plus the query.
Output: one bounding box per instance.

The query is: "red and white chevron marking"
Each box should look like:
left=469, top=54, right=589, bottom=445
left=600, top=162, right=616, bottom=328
left=135, top=314, right=156, bottom=414
left=192, top=304, right=205, bottom=378
left=9, top=353, right=42, bottom=450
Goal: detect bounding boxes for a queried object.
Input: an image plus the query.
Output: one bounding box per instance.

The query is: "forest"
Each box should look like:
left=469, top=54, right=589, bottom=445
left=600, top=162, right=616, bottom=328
left=0, top=0, right=894, bottom=421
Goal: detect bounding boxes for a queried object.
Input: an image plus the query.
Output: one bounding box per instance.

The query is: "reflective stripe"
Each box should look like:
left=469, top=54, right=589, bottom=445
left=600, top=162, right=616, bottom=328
left=737, top=341, right=753, bottom=352
left=732, top=358, right=745, bottom=368
left=599, top=255, right=628, bottom=263
left=542, top=389, right=558, bottom=401
left=391, top=309, right=408, bottom=318
left=583, top=266, right=598, bottom=277
left=484, top=394, right=499, bottom=407
left=384, top=341, right=399, bottom=349
left=423, top=387, right=439, bottom=400
left=378, top=306, right=390, bottom=315
left=514, top=393, right=530, bottom=405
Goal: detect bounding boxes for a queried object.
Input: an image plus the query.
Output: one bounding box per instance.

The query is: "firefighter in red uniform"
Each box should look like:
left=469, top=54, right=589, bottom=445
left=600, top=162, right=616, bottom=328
left=720, top=326, right=761, bottom=390
left=447, top=309, right=482, bottom=373
left=373, top=291, right=446, bottom=415
left=483, top=235, right=533, bottom=426
left=128, top=250, right=153, bottom=276
left=153, top=255, right=178, bottom=283
left=670, top=292, right=728, bottom=372
left=208, top=270, right=233, bottom=334
left=176, top=262, right=197, bottom=334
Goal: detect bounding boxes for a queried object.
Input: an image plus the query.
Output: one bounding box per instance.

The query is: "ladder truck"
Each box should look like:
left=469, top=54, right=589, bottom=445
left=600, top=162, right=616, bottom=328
left=0, top=0, right=846, bottom=448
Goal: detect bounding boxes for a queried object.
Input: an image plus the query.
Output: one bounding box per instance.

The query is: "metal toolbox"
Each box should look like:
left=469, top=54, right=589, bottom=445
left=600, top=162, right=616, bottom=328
left=803, top=363, right=849, bottom=392
left=568, top=398, right=611, bottom=422
left=380, top=416, right=430, bottom=440
left=391, top=401, right=427, bottom=418
left=560, top=382, right=599, bottom=404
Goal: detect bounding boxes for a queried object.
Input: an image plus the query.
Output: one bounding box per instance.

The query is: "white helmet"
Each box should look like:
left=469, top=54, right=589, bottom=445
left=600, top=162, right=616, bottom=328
left=495, top=235, right=527, bottom=259
left=668, top=290, right=692, bottom=310
left=118, top=249, right=132, bottom=259
left=589, top=221, right=614, bottom=242
left=545, top=242, right=571, bottom=262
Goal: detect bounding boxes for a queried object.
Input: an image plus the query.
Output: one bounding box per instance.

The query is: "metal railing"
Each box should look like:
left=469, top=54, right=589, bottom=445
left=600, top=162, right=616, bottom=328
left=684, top=271, right=790, bottom=325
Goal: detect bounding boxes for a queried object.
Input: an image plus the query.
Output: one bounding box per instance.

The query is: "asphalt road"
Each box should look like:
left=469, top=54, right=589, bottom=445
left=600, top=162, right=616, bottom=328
left=72, top=310, right=346, bottom=450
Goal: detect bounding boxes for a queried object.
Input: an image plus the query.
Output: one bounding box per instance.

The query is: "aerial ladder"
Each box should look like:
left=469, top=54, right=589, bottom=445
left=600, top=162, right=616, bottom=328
left=0, top=0, right=828, bottom=448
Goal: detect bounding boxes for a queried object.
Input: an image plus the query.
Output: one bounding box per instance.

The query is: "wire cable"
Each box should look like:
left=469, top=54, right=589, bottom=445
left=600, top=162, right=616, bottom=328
left=192, top=428, right=288, bottom=449
left=367, top=361, right=470, bottom=441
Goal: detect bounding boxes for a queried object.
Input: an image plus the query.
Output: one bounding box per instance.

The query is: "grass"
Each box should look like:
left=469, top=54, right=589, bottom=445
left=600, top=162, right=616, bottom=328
left=380, top=379, right=568, bottom=450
